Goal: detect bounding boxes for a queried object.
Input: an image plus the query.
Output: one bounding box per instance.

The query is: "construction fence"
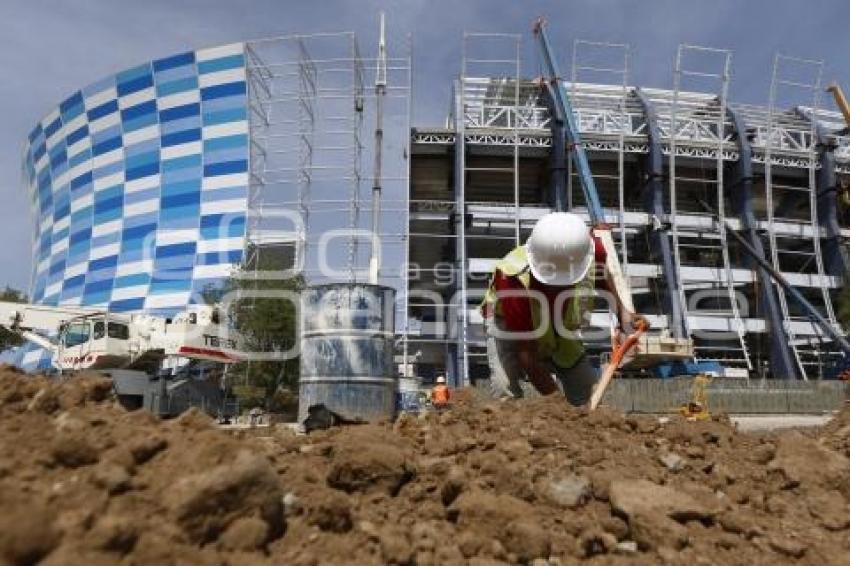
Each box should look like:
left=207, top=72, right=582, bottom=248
left=602, top=378, right=849, bottom=414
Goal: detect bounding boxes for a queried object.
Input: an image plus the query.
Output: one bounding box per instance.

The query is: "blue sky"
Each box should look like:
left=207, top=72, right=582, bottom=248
left=0, top=0, right=847, bottom=292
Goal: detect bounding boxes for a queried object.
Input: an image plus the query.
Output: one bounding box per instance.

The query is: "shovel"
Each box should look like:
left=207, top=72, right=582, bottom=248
left=588, top=318, right=649, bottom=411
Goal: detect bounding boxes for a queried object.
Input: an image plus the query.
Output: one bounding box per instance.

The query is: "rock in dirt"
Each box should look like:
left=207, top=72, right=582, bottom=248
left=449, top=490, right=551, bottom=561
left=218, top=517, right=270, bottom=552
left=766, top=535, right=808, bottom=559
left=326, top=429, right=415, bottom=495
left=440, top=465, right=467, bottom=506
left=610, top=479, right=720, bottom=523
left=609, top=479, right=722, bottom=551
left=308, top=492, right=353, bottom=533
left=628, top=511, right=689, bottom=551
left=88, top=515, right=138, bottom=554
left=169, top=450, right=284, bottom=544
left=0, top=493, right=59, bottom=565
left=540, top=473, right=591, bottom=508
left=578, top=529, right=617, bottom=557
left=283, top=492, right=302, bottom=517
left=659, top=452, right=685, bottom=472
left=50, top=432, right=99, bottom=468
left=128, top=436, right=168, bottom=465
left=615, top=540, right=638, bottom=554
left=90, top=462, right=131, bottom=495
left=770, top=432, right=850, bottom=496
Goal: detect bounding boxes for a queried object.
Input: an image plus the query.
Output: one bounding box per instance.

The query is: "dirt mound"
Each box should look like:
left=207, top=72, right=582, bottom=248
left=820, top=402, right=850, bottom=457
left=0, top=368, right=848, bottom=564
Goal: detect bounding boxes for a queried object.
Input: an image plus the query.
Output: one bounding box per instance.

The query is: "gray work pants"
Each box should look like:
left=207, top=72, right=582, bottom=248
left=485, top=317, right=599, bottom=406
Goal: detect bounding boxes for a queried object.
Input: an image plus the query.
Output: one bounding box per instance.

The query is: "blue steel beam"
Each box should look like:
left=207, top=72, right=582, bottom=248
left=634, top=88, right=688, bottom=340
left=797, top=109, right=847, bottom=277
left=545, top=93, right=568, bottom=211
left=716, top=208, right=850, bottom=357
left=534, top=19, right=604, bottom=224
left=726, top=107, right=800, bottom=379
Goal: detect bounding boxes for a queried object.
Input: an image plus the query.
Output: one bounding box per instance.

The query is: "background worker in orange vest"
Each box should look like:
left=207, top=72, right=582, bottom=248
left=481, top=212, right=644, bottom=406
left=431, top=375, right=451, bottom=409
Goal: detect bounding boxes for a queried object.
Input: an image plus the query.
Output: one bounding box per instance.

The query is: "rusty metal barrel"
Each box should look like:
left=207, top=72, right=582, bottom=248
left=299, top=283, right=396, bottom=422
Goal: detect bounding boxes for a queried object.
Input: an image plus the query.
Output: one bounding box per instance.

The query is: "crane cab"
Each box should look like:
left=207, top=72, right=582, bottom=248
left=56, top=313, right=133, bottom=371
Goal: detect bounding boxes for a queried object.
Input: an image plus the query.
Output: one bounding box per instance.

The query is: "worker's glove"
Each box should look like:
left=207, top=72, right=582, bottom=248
left=612, top=313, right=648, bottom=367
left=619, top=311, right=648, bottom=334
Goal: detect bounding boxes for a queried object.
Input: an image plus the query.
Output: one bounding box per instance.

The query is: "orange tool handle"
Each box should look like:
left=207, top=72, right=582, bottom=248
left=588, top=319, right=649, bottom=411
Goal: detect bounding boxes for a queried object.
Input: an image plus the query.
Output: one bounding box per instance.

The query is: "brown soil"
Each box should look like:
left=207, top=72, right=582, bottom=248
left=0, top=366, right=848, bottom=565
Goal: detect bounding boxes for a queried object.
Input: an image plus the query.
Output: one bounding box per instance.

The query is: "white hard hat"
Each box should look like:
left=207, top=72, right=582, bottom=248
left=525, top=212, right=594, bottom=287
left=436, top=375, right=446, bottom=384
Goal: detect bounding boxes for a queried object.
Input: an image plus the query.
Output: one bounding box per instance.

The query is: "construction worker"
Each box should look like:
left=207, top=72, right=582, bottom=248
left=481, top=212, right=643, bottom=406
left=431, top=375, right=451, bottom=409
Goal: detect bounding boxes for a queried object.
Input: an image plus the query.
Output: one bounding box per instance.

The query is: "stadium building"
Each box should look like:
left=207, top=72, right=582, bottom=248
left=24, top=43, right=249, bottom=314
left=9, top=31, right=850, bottom=381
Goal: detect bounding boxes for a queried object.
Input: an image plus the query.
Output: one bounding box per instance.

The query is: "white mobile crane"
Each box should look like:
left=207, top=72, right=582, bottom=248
left=0, top=301, right=243, bottom=417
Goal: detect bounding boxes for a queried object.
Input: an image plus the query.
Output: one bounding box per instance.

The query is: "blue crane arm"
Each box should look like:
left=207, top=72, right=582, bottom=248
left=533, top=18, right=605, bottom=225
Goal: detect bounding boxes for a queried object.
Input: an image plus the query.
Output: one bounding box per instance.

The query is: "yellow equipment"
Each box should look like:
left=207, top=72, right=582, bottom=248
left=826, top=84, right=850, bottom=209
left=826, top=83, right=850, bottom=131
left=678, top=374, right=711, bottom=421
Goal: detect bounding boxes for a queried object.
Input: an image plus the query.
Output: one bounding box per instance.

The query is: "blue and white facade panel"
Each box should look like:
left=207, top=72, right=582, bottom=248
left=22, top=42, right=250, bottom=317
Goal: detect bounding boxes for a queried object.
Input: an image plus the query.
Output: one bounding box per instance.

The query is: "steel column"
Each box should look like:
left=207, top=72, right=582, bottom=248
left=809, top=119, right=847, bottom=277
left=634, top=88, right=689, bottom=340
left=453, top=81, right=469, bottom=388
left=548, top=99, right=568, bottom=212
left=726, top=107, right=800, bottom=379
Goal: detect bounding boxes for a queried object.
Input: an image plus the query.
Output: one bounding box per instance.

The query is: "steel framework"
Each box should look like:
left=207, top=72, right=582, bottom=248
left=405, top=32, right=849, bottom=384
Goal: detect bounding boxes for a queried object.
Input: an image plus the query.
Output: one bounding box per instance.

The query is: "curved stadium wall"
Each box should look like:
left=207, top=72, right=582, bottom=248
left=22, top=42, right=250, bottom=317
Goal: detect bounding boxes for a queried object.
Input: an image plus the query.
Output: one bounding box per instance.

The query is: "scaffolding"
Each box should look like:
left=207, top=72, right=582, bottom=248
left=667, top=45, right=751, bottom=373
left=763, top=54, right=842, bottom=379
left=243, top=31, right=411, bottom=382
left=406, top=31, right=847, bottom=384
left=570, top=39, right=631, bottom=267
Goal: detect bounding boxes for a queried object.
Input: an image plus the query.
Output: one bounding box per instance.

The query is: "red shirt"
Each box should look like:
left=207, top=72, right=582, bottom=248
left=490, top=235, right=607, bottom=333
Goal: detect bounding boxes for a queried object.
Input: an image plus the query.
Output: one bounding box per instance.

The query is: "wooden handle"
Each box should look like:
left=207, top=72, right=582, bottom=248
left=588, top=320, right=648, bottom=411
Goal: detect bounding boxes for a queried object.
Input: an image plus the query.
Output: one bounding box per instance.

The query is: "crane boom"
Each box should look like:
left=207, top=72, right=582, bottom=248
left=533, top=19, right=605, bottom=223
left=532, top=18, right=633, bottom=315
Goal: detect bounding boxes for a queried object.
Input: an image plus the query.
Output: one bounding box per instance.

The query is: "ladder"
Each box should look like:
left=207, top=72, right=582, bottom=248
left=764, top=54, right=837, bottom=379
left=454, top=33, right=524, bottom=386
left=670, top=45, right=751, bottom=373
left=570, top=39, right=631, bottom=269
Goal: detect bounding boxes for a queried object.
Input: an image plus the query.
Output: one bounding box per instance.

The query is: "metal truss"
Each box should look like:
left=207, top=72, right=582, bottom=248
left=433, top=75, right=846, bottom=176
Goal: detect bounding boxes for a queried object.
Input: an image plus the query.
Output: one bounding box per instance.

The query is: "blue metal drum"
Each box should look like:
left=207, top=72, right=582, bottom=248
left=299, top=283, right=396, bottom=422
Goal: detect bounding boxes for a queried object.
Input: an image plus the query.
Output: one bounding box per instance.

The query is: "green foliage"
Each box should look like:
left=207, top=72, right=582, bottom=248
left=0, top=286, right=27, bottom=352
left=211, top=258, right=304, bottom=412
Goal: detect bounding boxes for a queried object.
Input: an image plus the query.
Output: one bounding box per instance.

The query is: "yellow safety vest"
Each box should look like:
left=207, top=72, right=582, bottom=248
left=481, top=245, right=595, bottom=369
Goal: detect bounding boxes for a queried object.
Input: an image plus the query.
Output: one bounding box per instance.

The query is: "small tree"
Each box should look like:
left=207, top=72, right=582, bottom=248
left=0, top=286, right=27, bottom=352
left=210, top=255, right=304, bottom=413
